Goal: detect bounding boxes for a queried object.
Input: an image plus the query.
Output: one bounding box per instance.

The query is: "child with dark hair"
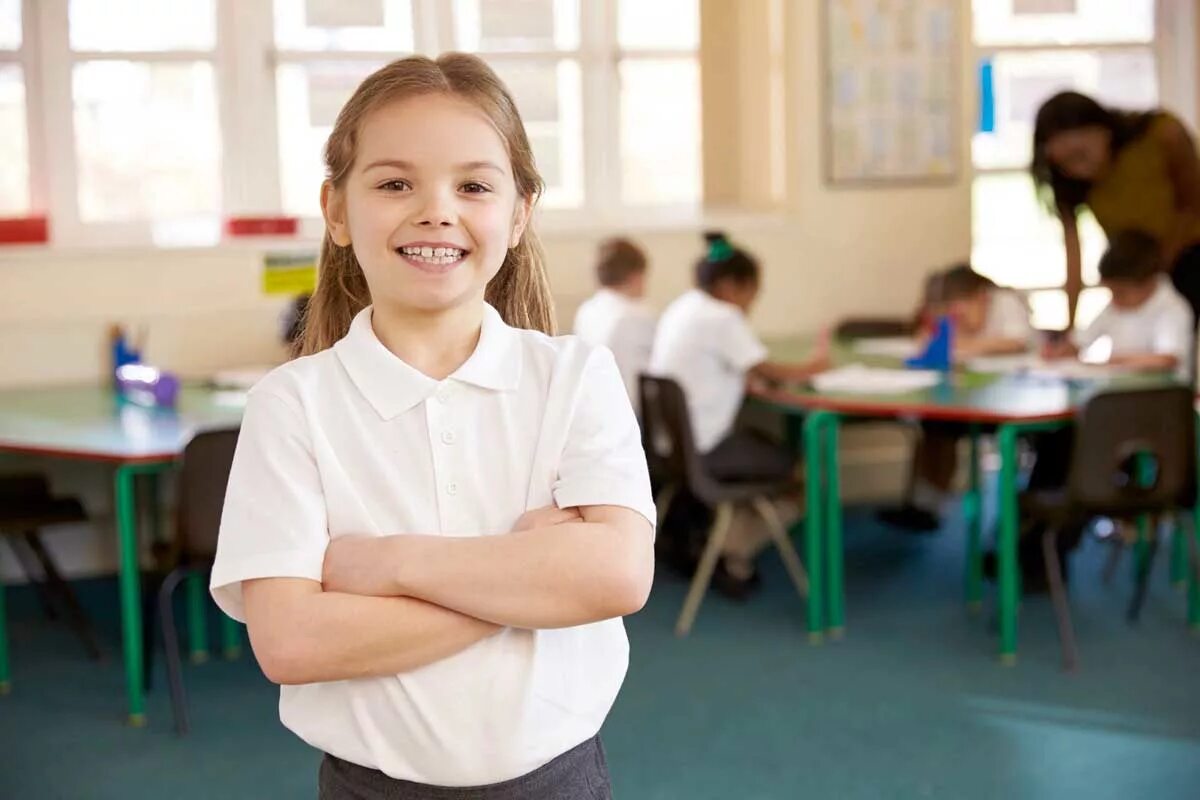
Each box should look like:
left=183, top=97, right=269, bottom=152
left=649, top=231, right=828, bottom=596
left=1044, top=229, right=1192, bottom=378
left=574, top=238, right=656, bottom=404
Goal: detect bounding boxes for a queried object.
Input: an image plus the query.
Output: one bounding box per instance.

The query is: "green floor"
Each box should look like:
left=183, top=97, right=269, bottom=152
left=1, top=506, right=1198, bottom=799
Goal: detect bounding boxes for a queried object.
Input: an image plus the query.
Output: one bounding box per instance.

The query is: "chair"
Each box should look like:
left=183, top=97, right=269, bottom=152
left=638, top=376, right=809, bottom=636
left=148, top=428, right=239, bottom=734
left=1021, top=387, right=1198, bottom=672
left=0, top=475, right=101, bottom=693
left=833, top=316, right=916, bottom=340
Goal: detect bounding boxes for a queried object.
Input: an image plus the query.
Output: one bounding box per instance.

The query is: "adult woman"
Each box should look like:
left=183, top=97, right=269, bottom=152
left=1031, top=91, right=1200, bottom=326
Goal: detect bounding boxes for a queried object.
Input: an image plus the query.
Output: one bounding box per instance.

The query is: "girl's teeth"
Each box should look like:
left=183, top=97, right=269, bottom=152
left=420, top=246, right=434, bottom=257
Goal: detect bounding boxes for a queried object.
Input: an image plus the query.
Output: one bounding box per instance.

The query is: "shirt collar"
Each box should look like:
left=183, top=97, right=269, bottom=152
left=334, top=303, right=523, bottom=420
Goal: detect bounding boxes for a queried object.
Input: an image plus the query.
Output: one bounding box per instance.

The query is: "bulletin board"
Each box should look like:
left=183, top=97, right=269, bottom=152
left=822, top=0, right=960, bottom=186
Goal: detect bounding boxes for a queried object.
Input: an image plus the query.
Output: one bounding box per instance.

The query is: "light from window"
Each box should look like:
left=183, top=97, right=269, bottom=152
left=488, top=59, right=583, bottom=208
left=973, top=0, right=1154, bottom=47
left=973, top=48, right=1158, bottom=170
left=618, top=0, right=698, bottom=51
left=276, top=61, right=382, bottom=217
left=0, top=0, right=19, bottom=50
left=73, top=61, right=221, bottom=222
left=69, top=0, right=215, bottom=51
left=619, top=58, right=700, bottom=206
left=452, top=0, right=579, bottom=52
left=0, top=64, right=29, bottom=214
left=1027, top=286, right=1110, bottom=331
left=273, top=0, right=414, bottom=52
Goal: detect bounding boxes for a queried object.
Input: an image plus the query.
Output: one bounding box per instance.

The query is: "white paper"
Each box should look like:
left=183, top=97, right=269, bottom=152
left=811, top=364, right=942, bottom=395
left=964, top=354, right=1126, bottom=380
left=851, top=337, right=921, bottom=359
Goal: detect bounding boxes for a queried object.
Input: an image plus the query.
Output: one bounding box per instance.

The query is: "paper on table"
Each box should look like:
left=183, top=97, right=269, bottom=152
left=811, top=364, right=942, bottom=394
left=850, top=337, right=921, bottom=359
left=964, top=354, right=1126, bottom=380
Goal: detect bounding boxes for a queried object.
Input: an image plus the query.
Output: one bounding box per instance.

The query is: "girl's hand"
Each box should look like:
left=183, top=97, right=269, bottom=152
left=322, top=535, right=401, bottom=597
left=512, top=505, right=583, bottom=532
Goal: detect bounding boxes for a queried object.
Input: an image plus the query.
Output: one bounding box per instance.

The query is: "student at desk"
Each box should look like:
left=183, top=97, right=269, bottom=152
left=881, top=264, right=1035, bottom=532
left=649, top=231, right=829, bottom=596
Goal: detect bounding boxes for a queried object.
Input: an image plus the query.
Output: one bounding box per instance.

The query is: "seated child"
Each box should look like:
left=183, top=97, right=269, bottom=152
left=881, top=263, right=1035, bottom=532
left=649, top=231, right=829, bottom=595
left=573, top=238, right=657, bottom=404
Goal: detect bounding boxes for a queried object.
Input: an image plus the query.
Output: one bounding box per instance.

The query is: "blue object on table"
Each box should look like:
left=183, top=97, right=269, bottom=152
left=905, top=315, right=953, bottom=371
left=115, top=364, right=181, bottom=408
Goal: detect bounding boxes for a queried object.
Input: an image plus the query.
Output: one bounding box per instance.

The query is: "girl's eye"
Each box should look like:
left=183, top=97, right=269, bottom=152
left=461, top=182, right=491, bottom=194
left=378, top=179, right=410, bottom=192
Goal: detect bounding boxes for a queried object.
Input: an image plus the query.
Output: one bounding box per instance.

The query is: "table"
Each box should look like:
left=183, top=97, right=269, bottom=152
left=755, top=351, right=1198, bottom=663
left=0, top=384, right=245, bottom=724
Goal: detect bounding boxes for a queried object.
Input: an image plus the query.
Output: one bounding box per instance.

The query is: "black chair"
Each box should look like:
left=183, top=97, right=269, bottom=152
left=148, top=428, right=239, bottom=734
left=0, top=475, right=102, bottom=692
left=639, top=376, right=809, bottom=636
left=1021, top=387, right=1198, bottom=672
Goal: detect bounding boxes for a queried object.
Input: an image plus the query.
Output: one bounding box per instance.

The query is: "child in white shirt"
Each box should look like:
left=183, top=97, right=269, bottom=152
left=573, top=238, right=657, bottom=406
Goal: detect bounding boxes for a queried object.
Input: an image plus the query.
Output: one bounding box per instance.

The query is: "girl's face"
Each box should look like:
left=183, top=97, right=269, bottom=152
left=1044, top=125, right=1112, bottom=181
left=712, top=277, right=759, bottom=313
left=322, top=93, right=531, bottom=316
left=949, top=291, right=988, bottom=335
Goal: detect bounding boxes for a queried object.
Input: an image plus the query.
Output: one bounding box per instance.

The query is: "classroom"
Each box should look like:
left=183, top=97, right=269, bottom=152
left=1, top=1, right=1199, bottom=798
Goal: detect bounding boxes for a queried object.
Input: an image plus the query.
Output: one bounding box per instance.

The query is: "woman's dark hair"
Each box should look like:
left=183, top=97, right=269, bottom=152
left=1030, top=91, right=1156, bottom=214
left=1098, top=229, right=1163, bottom=283
left=695, top=231, right=759, bottom=291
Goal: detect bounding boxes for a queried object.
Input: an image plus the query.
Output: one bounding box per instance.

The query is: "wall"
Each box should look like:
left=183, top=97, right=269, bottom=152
left=0, top=0, right=974, bottom=580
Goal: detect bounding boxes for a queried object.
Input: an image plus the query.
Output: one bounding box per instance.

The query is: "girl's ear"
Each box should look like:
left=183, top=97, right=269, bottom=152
left=321, top=181, right=352, bottom=247
left=509, top=195, right=533, bottom=248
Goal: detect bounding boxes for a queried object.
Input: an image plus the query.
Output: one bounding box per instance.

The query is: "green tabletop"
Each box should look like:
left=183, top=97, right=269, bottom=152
left=0, top=384, right=246, bottom=462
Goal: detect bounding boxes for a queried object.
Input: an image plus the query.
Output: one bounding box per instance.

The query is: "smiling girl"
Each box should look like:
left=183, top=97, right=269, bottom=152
left=210, top=54, right=654, bottom=799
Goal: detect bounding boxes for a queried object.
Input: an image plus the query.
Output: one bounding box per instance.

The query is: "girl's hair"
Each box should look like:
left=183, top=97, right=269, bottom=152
left=1030, top=91, right=1156, bottom=214
left=1098, top=229, right=1163, bottom=283
left=695, top=231, right=759, bottom=291
left=934, top=262, right=996, bottom=303
left=296, top=53, right=556, bottom=357
left=595, top=237, right=648, bottom=287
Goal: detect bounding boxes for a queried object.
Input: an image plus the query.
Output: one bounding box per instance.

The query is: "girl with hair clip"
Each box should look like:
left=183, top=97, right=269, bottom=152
left=649, top=231, right=829, bottom=597
left=210, top=54, right=654, bottom=799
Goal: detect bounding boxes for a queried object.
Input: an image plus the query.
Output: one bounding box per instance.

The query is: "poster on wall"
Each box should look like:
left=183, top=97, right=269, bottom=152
left=822, top=0, right=960, bottom=186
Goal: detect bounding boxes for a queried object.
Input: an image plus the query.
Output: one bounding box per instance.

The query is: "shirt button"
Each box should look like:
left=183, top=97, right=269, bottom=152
left=446, top=482, right=459, bottom=496
left=441, top=430, right=456, bottom=445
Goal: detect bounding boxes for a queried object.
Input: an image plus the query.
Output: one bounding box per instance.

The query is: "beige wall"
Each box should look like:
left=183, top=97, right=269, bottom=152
left=0, top=1, right=974, bottom=579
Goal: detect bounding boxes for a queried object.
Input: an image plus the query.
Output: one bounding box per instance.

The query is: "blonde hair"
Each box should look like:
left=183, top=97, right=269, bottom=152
left=295, top=53, right=556, bottom=357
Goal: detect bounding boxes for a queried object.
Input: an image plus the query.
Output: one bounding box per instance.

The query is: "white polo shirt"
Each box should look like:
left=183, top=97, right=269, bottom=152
left=572, top=288, right=657, bottom=405
left=210, top=303, right=655, bottom=787
left=1075, top=275, right=1195, bottom=380
left=648, top=289, right=768, bottom=453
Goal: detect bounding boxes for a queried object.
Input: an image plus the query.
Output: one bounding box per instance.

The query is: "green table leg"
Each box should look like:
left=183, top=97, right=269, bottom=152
left=114, top=465, right=147, bottom=726
left=1170, top=518, right=1187, bottom=589
left=996, top=425, right=1020, bottom=666
left=803, top=411, right=827, bottom=644
left=0, top=580, right=10, bottom=695
left=187, top=573, right=210, bottom=664
left=824, top=415, right=844, bottom=638
left=1134, top=515, right=1151, bottom=583
left=220, top=613, right=243, bottom=660
left=964, top=425, right=983, bottom=613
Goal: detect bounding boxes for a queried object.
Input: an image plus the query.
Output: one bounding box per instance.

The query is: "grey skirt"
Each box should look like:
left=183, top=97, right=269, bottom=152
left=317, top=736, right=612, bottom=800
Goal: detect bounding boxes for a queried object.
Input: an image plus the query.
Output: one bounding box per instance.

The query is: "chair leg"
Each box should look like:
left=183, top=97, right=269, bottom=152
left=6, top=535, right=58, bottom=621
left=750, top=496, right=809, bottom=598
left=675, top=503, right=734, bottom=638
left=655, top=485, right=677, bottom=531
left=1101, top=539, right=1125, bottom=586
left=1042, top=528, right=1079, bottom=673
left=1127, top=517, right=1159, bottom=624
left=21, top=532, right=103, bottom=661
left=158, top=568, right=191, bottom=735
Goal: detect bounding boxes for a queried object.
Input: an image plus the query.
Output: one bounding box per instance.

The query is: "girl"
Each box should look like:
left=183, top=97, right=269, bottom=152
left=649, top=232, right=827, bottom=596
left=210, top=54, right=654, bottom=799
left=1032, top=91, right=1200, bottom=327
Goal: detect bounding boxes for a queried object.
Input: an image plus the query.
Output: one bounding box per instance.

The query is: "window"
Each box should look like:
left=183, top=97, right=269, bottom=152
left=971, top=0, right=1158, bottom=330
left=8, top=0, right=700, bottom=245
left=0, top=0, right=29, bottom=214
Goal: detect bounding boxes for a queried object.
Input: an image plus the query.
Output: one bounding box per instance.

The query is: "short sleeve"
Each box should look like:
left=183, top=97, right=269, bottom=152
left=552, top=347, right=656, bottom=529
left=209, top=389, right=330, bottom=621
left=989, top=291, right=1034, bottom=343
left=717, top=311, right=769, bottom=372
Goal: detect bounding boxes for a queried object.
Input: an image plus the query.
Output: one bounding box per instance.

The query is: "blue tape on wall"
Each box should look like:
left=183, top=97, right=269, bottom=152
left=978, top=58, right=995, bottom=133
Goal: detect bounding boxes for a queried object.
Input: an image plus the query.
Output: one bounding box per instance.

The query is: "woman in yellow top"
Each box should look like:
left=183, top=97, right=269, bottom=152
left=1031, top=91, right=1200, bottom=326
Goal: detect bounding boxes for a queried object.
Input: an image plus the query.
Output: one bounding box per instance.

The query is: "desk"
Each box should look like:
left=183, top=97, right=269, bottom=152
left=0, top=384, right=245, bottom=723
left=756, top=357, right=1197, bottom=663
